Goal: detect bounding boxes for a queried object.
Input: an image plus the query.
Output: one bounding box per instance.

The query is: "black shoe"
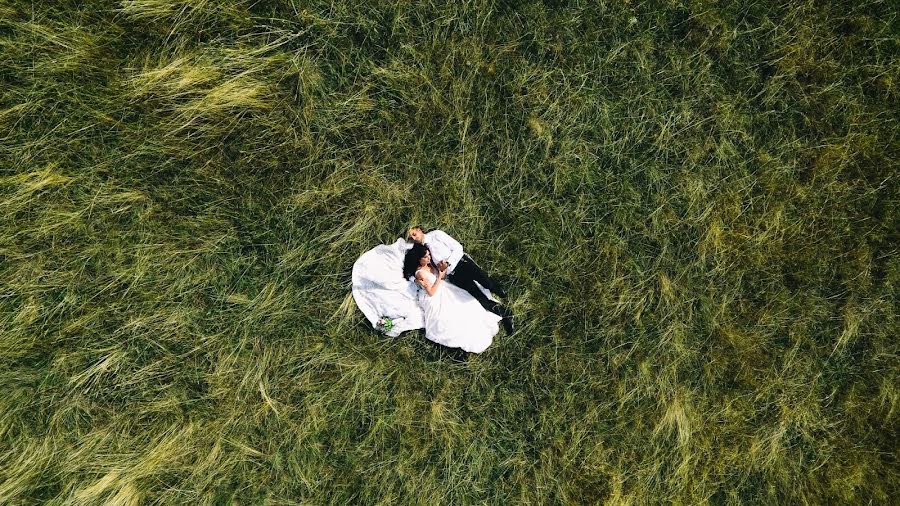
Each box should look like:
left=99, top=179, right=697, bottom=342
left=502, top=314, right=515, bottom=335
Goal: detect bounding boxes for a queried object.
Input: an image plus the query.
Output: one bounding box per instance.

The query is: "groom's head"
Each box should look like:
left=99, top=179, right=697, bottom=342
left=408, top=226, right=425, bottom=244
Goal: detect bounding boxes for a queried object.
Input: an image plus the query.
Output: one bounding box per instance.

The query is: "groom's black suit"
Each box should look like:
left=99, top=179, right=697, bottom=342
left=444, top=255, right=509, bottom=319
left=421, top=228, right=514, bottom=334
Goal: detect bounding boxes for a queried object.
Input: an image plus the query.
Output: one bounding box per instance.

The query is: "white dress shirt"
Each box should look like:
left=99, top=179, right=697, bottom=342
left=424, top=230, right=465, bottom=274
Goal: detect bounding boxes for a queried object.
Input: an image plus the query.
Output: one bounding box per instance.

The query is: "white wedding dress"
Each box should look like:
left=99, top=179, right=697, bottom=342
left=416, top=268, right=502, bottom=353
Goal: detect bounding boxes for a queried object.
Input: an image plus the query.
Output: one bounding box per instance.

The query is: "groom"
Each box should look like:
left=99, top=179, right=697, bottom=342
left=408, top=226, right=515, bottom=335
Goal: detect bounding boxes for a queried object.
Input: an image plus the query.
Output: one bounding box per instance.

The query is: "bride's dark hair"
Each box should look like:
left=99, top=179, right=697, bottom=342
left=403, top=243, right=428, bottom=280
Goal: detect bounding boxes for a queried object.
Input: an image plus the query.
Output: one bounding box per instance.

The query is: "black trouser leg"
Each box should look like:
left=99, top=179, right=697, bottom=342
left=456, top=255, right=504, bottom=295
left=448, top=268, right=508, bottom=318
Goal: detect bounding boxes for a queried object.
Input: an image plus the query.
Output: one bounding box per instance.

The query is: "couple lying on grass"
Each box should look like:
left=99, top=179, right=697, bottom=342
left=402, top=226, right=515, bottom=354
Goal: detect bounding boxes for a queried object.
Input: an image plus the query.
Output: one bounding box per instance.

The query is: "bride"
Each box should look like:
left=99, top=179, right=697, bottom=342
left=403, top=243, right=502, bottom=353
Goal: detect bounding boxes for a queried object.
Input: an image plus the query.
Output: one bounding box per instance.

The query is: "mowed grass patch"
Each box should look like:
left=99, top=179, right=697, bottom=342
left=1, top=0, right=897, bottom=503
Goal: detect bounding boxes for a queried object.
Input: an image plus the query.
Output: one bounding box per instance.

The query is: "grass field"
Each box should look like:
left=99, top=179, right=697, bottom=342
left=1, top=0, right=898, bottom=503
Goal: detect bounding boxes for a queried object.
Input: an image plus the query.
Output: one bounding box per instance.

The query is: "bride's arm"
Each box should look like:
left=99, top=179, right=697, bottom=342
left=415, top=270, right=443, bottom=297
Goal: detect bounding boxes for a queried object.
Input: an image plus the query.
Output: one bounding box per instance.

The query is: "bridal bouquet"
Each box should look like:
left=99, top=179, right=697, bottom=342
left=376, top=316, right=403, bottom=334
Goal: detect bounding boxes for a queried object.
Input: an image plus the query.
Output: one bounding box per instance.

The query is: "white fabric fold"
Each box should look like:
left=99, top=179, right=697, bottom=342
left=351, top=238, right=424, bottom=337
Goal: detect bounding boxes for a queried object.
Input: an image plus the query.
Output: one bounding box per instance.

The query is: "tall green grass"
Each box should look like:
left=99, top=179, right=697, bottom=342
left=1, top=0, right=897, bottom=503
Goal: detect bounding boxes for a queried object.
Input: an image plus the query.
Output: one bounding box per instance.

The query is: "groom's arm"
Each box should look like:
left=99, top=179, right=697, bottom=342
left=433, top=230, right=465, bottom=272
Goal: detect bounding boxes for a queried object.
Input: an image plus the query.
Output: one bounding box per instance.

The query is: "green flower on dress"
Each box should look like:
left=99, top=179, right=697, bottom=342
left=376, top=317, right=394, bottom=333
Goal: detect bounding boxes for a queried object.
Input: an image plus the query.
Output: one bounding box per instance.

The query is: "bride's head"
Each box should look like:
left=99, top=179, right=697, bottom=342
left=402, top=243, right=430, bottom=280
